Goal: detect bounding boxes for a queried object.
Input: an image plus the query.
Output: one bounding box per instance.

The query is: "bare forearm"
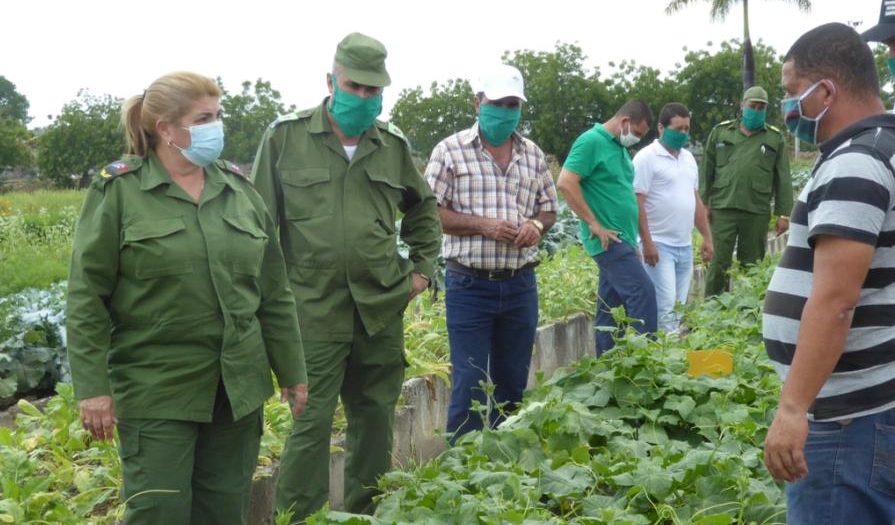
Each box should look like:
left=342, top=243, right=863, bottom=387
left=695, top=199, right=711, bottom=242
left=636, top=196, right=652, bottom=245
left=558, top=183, right=599, bottom=229
left=438, top=206, right=486, bottom=236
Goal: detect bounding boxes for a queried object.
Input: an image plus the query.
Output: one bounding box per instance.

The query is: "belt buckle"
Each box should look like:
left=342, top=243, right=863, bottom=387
left=487, top=269, right=512, bottom=281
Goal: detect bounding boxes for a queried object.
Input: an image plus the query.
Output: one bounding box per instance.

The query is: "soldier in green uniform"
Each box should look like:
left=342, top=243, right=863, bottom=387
left=66, top=72, right=308, bottom=525
left=251, top=33, right=442, bottom=521
left=700, top=86, right=793, bottom=296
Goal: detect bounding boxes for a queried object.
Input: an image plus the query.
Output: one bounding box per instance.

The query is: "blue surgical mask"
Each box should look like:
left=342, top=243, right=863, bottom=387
left=174, top=120, right=225, bottom=167
left=781, top=80, right=829, bottom=145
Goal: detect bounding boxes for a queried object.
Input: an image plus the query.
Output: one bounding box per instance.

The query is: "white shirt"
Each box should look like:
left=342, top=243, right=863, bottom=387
left=632, top=139, right=699, bottom=247
left=343, top=144, right=358, bottom=160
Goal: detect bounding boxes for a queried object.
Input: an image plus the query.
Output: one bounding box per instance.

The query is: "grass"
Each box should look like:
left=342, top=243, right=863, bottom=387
left=0, top=190, right=84, bottom=295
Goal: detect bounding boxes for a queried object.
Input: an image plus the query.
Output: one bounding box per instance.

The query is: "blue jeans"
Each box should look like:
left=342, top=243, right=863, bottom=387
left=593, top=241, right=657, bottom=356
left=786, top=407, right=895, bottom=524
left=641, top=242, right=693, bottom=333
left=444, top=268, right=539, bottom=443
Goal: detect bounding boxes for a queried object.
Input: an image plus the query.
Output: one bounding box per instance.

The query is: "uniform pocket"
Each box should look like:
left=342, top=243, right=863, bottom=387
left=281, top=167, right=333, bottom=221
left=870, top=422, right=895, bottom=497
left=122, top=218, right=194, bottom=279
left=222, top=215, right=268, bottom=277
left=366, top=166, right=406, bottom=219
left=759, top=142, right=777, bottom=172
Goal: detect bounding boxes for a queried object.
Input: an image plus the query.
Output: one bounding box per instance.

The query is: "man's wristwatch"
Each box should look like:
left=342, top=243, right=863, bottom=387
left=778, top=215, right=789, bottom=221
left=528, top=218, right=544, bottom=233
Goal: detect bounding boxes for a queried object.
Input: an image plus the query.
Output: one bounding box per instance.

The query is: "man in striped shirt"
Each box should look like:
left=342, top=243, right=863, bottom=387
left=425, top=65, right=558, bottom=442
left=762, top=22, right=895, bottom=523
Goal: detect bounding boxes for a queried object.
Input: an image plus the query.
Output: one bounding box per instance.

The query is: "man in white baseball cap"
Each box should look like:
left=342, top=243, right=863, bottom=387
left=424, top=64, right=558, bottom=443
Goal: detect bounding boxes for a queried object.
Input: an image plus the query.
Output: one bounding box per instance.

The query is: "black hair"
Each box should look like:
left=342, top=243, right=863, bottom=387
left=614, top=100, right=653, bottom=127
left=658, top=103, right=690, bottom=128
left=784, top=22, right=879, bottom=97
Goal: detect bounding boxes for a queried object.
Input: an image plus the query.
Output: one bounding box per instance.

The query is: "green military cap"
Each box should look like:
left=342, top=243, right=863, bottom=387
left=742, top=86, right=769, bottom=103
left=334, top=32, right=391, bottom=88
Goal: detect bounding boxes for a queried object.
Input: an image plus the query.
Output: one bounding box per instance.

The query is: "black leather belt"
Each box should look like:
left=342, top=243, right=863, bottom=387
left=445, top=260, right=538, bottom=281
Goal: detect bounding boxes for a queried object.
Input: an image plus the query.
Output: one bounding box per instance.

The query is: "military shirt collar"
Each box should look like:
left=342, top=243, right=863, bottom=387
left=310, top=97, right=386, bottom=144
left=140, top=152, right=172, bottom=191
left=139, top=151, right=240, bottom=194
left=737, top=118, right=767, bottom=135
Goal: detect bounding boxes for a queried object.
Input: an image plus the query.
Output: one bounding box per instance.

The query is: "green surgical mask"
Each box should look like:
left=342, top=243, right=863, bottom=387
left=887, top=57, right=895, bottom=77
left=742, top=107, right=767, bottom=130
left=660, top=127, right=689, bottom=150
left=478, top=104, right=521, bottom=146
left=328, top=77, right=382, bottom=137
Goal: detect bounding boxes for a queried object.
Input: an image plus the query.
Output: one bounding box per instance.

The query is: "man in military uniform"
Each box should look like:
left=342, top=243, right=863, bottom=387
left=251, top=33, right=442, bottom=521
left=700, top=86, right=793, bottom=296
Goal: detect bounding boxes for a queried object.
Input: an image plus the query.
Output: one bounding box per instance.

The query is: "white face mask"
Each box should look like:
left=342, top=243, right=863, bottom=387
left=618, top=121, right=640, bottom=148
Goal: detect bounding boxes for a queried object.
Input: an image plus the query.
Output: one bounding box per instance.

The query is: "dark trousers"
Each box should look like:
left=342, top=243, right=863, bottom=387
left=444, top=267, right=539, bottom=443
left=705, top=208, right=770, bottom=296
left=593, top=241, right=657, bottom=355
left=117, top=382, right=263, bottom=525
left=275, top=314, right=406, bottom=522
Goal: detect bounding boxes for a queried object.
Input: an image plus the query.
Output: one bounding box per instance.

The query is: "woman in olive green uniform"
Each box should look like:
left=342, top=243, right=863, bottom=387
left=66, top=72, right=308, bottom=525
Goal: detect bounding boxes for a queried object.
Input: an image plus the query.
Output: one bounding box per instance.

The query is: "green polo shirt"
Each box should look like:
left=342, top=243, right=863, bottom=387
left=563, top=123, right=639, bottom=256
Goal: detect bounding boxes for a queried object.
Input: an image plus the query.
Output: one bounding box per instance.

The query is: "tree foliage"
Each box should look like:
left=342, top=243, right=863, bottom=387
left=390, top=79, right=476, bottom=160
left=0, top=76, right=32, bottom=171
left=219, top=78, right=295, bottom=165
left=36, top=91, right=124, bottom=188
left=389, top=39, right=788, bottom=163
left=665, top=0, right=811, bottom=89
left=0, top=76, right=30, bottom=124
left=505, top=43, right=612, bottom=163
left=676, top=39, right=784, bottom=143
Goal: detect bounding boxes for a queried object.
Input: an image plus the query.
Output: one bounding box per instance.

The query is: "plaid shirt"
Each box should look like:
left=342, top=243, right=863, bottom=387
left=425, top=123, right=559, bottom=270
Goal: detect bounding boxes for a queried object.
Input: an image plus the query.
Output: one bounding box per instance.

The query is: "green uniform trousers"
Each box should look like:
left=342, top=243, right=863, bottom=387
left=705, top=208, right=770, bottom=296
left=117, top=382, right=263, bottom=525
left=275, top=313, right=406, bottom=522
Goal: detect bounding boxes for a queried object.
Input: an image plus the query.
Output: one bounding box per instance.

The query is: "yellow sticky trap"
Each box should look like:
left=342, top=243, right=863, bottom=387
left=687, top=350, right=733, bottom=377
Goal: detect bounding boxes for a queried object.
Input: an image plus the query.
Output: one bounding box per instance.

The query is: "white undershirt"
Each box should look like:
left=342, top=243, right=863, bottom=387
left=343, top=144, right=358, bottom=160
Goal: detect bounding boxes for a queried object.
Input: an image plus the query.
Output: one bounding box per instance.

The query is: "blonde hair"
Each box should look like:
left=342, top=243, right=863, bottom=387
left=121, top=72, right=222, bottom=157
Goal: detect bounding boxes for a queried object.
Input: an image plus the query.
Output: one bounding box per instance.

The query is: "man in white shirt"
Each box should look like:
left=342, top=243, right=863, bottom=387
left=633, top=103, right=713, bottom=332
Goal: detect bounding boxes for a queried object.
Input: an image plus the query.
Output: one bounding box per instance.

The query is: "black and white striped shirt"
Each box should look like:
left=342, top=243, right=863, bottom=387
left=763, top=115, right=895, bottom=421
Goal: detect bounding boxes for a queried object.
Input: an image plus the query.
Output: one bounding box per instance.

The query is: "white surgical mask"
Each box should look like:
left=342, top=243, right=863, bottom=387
left=618, top=121, right=640, bottom=148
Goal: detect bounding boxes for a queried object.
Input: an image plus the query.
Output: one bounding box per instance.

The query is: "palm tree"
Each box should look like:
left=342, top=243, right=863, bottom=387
left=665, top=0, right=812, bottom=90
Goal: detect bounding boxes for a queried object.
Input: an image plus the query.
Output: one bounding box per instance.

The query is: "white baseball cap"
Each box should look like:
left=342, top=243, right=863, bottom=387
left=475, top=64, right=527, bottom=102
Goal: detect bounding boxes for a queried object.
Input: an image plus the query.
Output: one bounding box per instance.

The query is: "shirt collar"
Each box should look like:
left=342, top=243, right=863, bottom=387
left=139, top=151, right=239, bottom=193
left=819, top=113, right=895, bottom=157
left=139, top=151, right=171, bottom=191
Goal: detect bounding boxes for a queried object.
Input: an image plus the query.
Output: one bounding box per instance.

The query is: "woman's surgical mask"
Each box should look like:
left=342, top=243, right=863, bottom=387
left=173, top=120, right=225, bottom=167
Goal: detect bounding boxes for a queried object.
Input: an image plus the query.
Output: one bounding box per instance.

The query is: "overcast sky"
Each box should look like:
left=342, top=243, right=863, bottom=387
left=3, top=0, right=884, bottom=128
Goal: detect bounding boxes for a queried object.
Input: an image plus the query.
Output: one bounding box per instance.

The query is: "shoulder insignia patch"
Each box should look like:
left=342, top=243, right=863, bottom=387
left=216, top=159, right=248, bottom=178
left=99, top=158, right=142, bottom=181
left=378, top=121, right=410, bottom=146
left=269, top=110, right=311, bottom=129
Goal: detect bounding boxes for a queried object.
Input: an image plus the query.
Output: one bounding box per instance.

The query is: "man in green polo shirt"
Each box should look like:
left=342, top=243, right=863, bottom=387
left=557, top=100, right=657, bottom=355
left=700, top=85, right=793, bottom=296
